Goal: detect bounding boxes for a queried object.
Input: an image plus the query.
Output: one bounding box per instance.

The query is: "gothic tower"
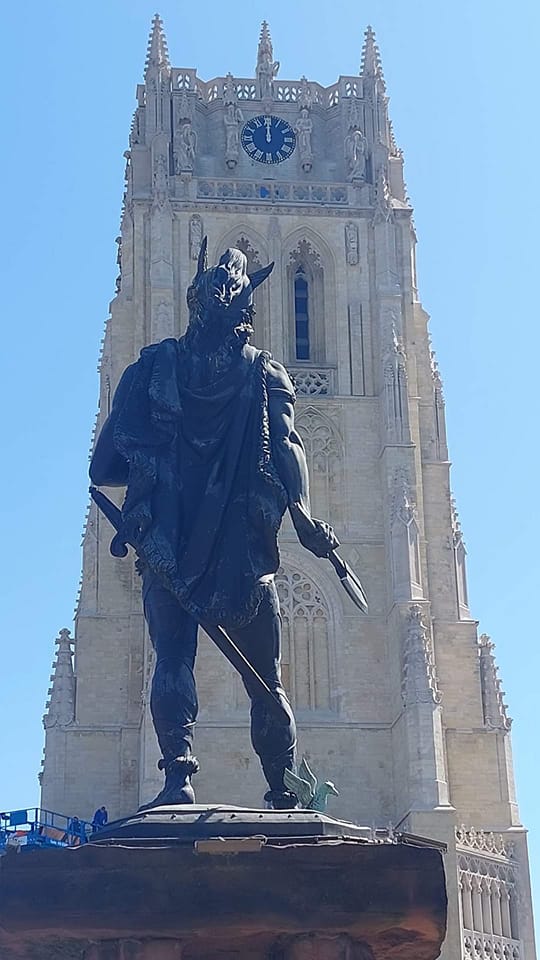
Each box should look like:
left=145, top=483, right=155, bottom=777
left=41, top=17, right=536, bottom=960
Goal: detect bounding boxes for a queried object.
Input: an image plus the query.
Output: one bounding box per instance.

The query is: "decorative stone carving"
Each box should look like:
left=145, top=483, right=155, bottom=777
left=235, top=235, right=262, bottom=269
left=43, top=628, right=76, bottom=728
left=344, top=98, right=367, bottom=181
left=223, top=93, right=244, bottom=169
left=296, top=407, right=342, bottom=522
left=451, top=498, right=470, bottom=616
left=189, top=214, right=203, bottom=261
left=294, top=109, right=313, bottom=172
left=402, top=605, right=441, bottom=707
left=256, top=21, right=279, bottom=99
left=345, top=222, right=359, bottom=265
left=345, top=127, right=367, bottom=181
left=114, top=234, right=122, bottom=293
left=382, top=324, right=409, bottom=443
left=430, top=348, right=449, bottom=461
left=289, top=238, right=322, bottom=273
left=153, top=300, right=173, bottom=341
left=373, top=167, right=393, bottom=223
left=223, top=72, right=236, bottom=104
left=176, top=90, right=193, bottom=122
left=276, top=566, right=331, bottom=710
left=298, top=75, right=313, bottom=110
left=455, top=823, right=516, bottom=860
left=152, top=153, right=169, bottom=205
left=391, top=469, right=423, bottom=600
left=478, top=635, right=512, bottom=731
left=456, top=825, right=516, bottom=859
left=290, top=368, right=331, bottom=397
left=196, top=179, right=348, bottom=204
left=175, top=120, right=197, bottom=173
left=457, top=839, right=521, bottom=956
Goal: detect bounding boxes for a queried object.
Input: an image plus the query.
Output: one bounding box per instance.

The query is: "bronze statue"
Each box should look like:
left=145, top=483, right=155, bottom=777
left=90, top=241, right=365, bottom=810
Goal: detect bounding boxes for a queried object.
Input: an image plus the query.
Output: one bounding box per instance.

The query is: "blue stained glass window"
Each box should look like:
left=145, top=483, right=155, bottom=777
left=294, top=268, right=310, bottom=360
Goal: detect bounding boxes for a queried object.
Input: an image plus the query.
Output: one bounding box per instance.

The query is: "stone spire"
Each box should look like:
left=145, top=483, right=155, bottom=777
left=43, top=628, right=76, bottom=728
left=478, top=635, right=512, bottom=731
left=144, top=13, right=170, bottom=77
left=256, top=21, right=279, bottom=99
left=360, top=25, right=386, bottom=91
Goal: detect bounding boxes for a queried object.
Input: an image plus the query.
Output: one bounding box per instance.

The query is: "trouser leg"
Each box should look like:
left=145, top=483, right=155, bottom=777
left=226, top=581, right=297, bottom=807
left=141, top=569, right=200, bottom=806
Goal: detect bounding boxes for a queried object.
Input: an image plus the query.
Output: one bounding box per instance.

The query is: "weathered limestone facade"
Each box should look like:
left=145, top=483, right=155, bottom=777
left=40, top=18, right=536, bottom=960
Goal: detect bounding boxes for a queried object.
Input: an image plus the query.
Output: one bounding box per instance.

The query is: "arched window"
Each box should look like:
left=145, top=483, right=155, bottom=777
left=276, top=566, right=332, bottom=711
left=294, top=267, right=310, bottom=359
left=287, top=238, right=326, bottom=364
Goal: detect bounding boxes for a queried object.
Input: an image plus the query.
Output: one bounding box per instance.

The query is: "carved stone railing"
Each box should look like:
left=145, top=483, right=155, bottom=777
left=456, top=826, right=516, bottom=860
left=196, top=179, right=348, bottom=205
left=463, top=931, right=520, bottom=959
left=168, top=72, right=366, bottom=107
left=289, top=367, right=335, bottom=397
left=456, top=826, right=521, bottom=960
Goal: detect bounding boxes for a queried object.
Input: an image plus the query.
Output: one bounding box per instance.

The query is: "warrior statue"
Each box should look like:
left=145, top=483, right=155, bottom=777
left=90, top=242, right=339, bottom=810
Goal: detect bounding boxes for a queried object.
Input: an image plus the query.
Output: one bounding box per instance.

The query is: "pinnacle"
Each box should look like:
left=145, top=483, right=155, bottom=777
left=145, top=12, right=170, bottom=76
left=360, top=24, right=385, bottom=89
left=258, top=19, right=273, bottom=58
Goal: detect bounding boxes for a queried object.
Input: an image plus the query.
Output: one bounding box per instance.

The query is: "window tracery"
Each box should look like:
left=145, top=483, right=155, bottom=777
left=295, top=407, right=342, bottom=523
left=275, top=566, right=332, bottom=711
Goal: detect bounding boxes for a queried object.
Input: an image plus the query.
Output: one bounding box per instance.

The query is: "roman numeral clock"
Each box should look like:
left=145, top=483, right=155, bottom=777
left=241, top=114, right=297, bottom=164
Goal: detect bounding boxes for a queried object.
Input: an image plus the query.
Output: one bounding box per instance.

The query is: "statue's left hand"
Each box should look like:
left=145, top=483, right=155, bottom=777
left=295, top=515, right=340, bottom=558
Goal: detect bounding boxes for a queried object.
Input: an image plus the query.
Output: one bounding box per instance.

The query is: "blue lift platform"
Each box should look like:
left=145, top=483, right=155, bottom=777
left=0, top=808, right=93, bottom=853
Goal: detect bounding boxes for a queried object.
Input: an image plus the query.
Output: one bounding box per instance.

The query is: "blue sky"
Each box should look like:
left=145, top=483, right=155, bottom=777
left=0, top=0, right=538, bottom=933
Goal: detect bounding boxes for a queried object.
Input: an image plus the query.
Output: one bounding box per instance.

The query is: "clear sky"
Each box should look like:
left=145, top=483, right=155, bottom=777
left=0, top=0, right=538, bottom=933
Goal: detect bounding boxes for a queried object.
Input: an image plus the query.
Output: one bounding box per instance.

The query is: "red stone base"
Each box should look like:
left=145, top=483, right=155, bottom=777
left=0, top=836, right=447, bottom=959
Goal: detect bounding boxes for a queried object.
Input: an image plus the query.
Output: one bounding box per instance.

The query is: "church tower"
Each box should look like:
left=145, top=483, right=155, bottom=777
left=41, top=17, right=536, bottom=959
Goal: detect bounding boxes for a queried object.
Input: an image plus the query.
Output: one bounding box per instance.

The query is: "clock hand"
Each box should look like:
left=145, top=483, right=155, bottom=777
left=265, top=116, right=272, bottom=143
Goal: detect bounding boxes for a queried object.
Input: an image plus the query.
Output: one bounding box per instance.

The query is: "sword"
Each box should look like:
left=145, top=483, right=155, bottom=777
left=89, top=487, right=286, bottom=720
left=327, top=551, right=368, bottom=614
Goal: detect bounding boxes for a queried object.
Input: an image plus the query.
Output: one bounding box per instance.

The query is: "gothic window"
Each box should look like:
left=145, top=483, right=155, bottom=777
left=235, top=235, right=261, bottom=271
left=287, top=239, right=325, bottom=363
left=294, top=267, right=310, bottom=359
left=275, top=567, right=332, bottom=711
left=296, top=407, right=343, bottom=524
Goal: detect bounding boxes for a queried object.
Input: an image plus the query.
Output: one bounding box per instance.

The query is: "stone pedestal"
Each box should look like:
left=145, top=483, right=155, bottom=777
left=0, top=806, right=447, bottom=960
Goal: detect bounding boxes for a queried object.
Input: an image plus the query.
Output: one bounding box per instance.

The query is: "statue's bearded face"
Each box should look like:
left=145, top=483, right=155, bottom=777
left=186, top=239, right=274, bottom=342
left=187, top=248, right=253, bottom=327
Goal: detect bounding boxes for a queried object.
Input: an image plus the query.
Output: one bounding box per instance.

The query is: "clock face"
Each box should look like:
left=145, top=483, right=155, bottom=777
left=241, top=115, right=296, bottom=164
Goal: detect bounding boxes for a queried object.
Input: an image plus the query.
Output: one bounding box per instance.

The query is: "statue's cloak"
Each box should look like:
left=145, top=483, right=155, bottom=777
left=112, top=339, right=291, bottom=626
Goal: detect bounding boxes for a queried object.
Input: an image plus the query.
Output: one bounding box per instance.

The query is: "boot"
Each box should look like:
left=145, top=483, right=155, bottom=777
left=139, top=755, right=200, bottom=811
left=264, top=789, right=298, bottom=810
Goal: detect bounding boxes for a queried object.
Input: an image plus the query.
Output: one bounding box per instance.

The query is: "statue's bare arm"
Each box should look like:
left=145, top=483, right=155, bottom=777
left=269, top=392, right=339, bottom=557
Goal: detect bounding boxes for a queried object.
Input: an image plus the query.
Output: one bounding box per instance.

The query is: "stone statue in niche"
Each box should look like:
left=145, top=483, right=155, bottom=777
left=89, top=240, right=370, bottom=812
left=224, top=101, right=244, bottom=169
left=345, top=125, right=368, bottom=181
left=298, top=75, right=313, bottom=111
left=294, top=108, right=313, bottom=172
left=256, top=22, right=279, bottom=99
left=345, top=222, right=359, bottom=265
left=189, top=215, right=203, bottom=261
left=153, top=154, right=169, bottom=205
left=175, top=121, right=197, bottom=173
